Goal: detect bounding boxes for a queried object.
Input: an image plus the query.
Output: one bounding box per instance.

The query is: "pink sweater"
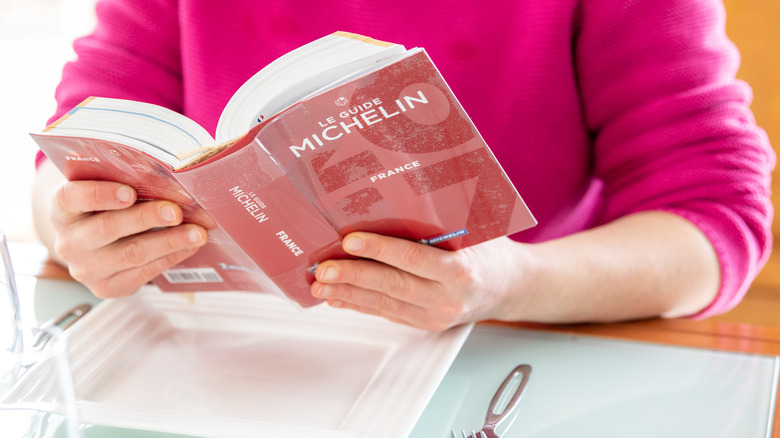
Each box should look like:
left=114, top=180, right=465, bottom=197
left=43, top=0, right=775, bottom=318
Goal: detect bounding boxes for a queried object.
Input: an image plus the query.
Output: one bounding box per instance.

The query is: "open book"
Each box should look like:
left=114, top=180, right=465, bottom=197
left=31, top=32, right=537, bottom=307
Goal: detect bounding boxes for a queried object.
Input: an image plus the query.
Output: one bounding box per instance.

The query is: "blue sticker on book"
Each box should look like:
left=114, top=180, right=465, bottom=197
left=419, top=229, right=468, bottom=246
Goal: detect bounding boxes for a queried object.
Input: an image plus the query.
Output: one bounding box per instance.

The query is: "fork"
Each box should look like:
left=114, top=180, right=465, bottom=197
left=451, top=363, right=532, bottom=438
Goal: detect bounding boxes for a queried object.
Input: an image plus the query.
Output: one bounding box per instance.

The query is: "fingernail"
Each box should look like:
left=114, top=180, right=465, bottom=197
left=316, top=284, right=331, bottom=298
left=116, top=186, right=133, bottom=203
left=161, top=205, right=177, bottom=223
left=319, top=266, right=337, bottom=281
left=188, top=228, right=205, bottom=245
left=344, top=236, right=363, bottom=253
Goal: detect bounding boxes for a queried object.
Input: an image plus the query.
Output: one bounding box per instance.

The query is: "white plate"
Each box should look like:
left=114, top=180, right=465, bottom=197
left=13, top=287, right=472, bottom=438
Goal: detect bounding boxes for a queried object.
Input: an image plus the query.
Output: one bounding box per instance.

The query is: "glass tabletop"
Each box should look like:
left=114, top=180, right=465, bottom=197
left=410, top=325, right=778, bottom=438
left=4, top=274, right=779, bottom=437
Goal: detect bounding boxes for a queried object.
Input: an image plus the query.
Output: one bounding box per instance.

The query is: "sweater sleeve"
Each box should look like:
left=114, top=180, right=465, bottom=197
left=575, top=0, right=775, bottom=317
left=48, top=0, right=183, bottom=123
left=36, top=0, right=183, bottom=167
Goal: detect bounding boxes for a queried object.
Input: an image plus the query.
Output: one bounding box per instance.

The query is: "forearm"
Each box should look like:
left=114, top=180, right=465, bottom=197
left=32, top=159, right=67, bottom=266
left=500, top=210, right=721, bottom=324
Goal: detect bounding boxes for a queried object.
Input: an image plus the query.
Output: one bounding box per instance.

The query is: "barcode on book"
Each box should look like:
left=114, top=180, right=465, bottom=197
left=163, top=268, right=223, bottom=284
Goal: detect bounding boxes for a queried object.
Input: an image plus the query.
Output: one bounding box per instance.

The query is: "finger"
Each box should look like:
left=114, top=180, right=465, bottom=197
left=68, top=223, right=208, bottom=283
left=340, top=232, right=457, bottom=281
left=56, top=200, right=186, bottom=257
left=52, top=181, right=136, bottom=224
left=314, top=258, right=439, bottom=305
left=327, top=295, right=429, bottom=328
left=312, top=279, right=429, bottom=328
left=313, top=281, right=456, bottom=331
left=313, top=257, right=470, bottom=325
left=88, top=246, right=203, bottom=298
left=314, top=278, right=420, bottom=317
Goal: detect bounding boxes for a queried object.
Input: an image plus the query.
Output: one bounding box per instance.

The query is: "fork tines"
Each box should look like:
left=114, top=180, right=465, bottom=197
left=451, top=430, right=487, bottom=438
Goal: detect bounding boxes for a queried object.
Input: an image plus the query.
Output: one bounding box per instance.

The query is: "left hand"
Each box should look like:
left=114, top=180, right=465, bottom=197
left=310, top=232, right=524, bottom=330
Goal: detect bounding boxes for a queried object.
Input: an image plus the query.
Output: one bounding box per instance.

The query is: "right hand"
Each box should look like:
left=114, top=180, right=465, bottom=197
left=49, top=180, right=208, bottom=298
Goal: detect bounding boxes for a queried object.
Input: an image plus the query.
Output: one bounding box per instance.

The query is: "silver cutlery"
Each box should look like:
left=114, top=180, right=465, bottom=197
left=33, top=303, right=92, bottom=349
left=452, top=363, right=532, bottom=438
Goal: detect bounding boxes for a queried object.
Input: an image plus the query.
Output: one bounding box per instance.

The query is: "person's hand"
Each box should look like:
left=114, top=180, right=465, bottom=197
left=50, top=180, right=209, bottom=298
left=311, top=232, right=525, bottom=331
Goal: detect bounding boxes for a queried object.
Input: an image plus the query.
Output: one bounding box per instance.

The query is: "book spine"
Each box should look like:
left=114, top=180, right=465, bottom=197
left=174, top=132, right=345, bottom=307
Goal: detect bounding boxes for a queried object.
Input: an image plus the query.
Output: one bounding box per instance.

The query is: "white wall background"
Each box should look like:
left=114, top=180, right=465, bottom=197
left=0, top=0, right=97, bottom=242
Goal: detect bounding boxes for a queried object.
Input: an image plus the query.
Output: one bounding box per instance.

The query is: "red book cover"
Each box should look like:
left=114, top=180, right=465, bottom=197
left=32, top=49, right=536, bottom=308
left=29, top=134, right=288, bottom=299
